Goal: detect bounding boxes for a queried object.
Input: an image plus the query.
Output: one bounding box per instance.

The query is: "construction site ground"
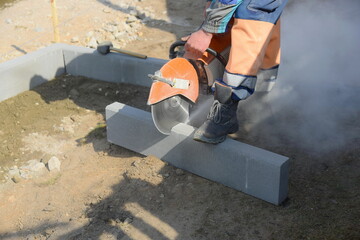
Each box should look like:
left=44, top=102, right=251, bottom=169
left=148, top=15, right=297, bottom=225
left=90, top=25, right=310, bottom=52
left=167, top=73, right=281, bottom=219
left=0, top=0, right=359, bottom=239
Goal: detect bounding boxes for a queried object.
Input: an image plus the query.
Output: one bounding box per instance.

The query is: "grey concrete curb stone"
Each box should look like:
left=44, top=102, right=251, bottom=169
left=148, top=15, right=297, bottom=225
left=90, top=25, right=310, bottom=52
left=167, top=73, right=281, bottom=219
left=0, top=44, right=65, bottom=102
left=0, top=43, right=166, bottom=102
left=63, top=47, right=166, bottom=87
left=106, top=102, right=289, bottom=205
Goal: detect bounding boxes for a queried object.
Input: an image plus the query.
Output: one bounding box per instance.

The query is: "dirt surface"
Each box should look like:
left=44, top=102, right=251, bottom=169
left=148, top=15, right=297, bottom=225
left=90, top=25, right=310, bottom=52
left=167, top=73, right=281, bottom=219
left=0, top=0, right=203, bottom=62
left=1, top=0, right=360, bottom=239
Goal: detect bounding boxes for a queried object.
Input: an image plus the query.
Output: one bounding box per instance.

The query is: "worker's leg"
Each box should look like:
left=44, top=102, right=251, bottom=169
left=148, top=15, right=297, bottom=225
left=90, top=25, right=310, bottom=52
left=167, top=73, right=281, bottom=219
left=194, top=0, right=288, bottom=144
left=222, top=0, right=287, bottom=99
left=256, top=19, right=281, bottom=92
left=194, top=19, right=276, bottom=144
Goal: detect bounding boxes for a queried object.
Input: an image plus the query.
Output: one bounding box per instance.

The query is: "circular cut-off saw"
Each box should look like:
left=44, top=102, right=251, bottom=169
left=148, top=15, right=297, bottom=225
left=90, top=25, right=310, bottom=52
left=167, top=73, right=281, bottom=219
left=147, top=40, right=230, bottom=135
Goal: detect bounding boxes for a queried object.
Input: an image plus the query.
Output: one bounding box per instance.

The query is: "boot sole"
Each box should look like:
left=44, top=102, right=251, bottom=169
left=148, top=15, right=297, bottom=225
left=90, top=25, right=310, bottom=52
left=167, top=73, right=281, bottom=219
left=193, top=133, right=227, bottom=144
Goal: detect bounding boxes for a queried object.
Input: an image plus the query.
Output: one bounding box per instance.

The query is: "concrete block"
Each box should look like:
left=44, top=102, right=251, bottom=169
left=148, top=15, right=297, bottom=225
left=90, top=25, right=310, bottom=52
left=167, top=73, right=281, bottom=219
left=106, top=102, right=289, bottom=205
left=0, top=44, right=66, bottom=102
left=63, top=46, right=167, bottom=87
left=0, top=43, right=167, bottom=102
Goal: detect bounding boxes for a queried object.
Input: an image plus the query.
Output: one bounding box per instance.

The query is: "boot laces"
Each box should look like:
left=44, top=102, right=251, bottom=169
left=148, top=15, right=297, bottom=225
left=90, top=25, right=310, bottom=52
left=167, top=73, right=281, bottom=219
left=207, top=100, right=229, bottom=124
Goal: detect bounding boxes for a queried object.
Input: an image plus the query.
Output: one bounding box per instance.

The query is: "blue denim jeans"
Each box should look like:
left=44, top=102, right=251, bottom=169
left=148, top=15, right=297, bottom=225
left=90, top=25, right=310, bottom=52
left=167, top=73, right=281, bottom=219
left=235, top=0, right=288, bottom=23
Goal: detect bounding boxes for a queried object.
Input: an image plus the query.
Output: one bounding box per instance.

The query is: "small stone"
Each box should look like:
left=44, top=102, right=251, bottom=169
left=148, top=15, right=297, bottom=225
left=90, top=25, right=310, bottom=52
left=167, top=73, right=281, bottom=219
left=12, top=175, right=22, bottom=183
left=8, top=168, right=20, bottom=177
left=41, top=157, right=51, bottom=167
left=123, top=217, right=133, bottom=224
left=137, top=13, right=146, bottom=20
left=71, top=37, right=79, bottom=43
left=34, top=27, right=45, bottom=32
left=226, top=231, right=236, bottom=237
left=25, top=234, right=36, bottom=240
left=5, top=19, right=12, bottom=24
left=102, top=24, right=116, bottom=33
left=129, top=23, right=138, bottom=29
left=86, top=31, right=94, bottom=38
left=160, top=193, right=165, bottom=198
left=107, top=34, right=114, bottom=41
left=48, top=156, right=61, bottom=172
left=87, top=37, right=98, bottom=49
left=163, top=173, right=170, bottom=178
left=19, top=170, right=30, bottom=179
left=114, top=31, right=126, bottom=40
left=45, top=229, right=54, bottom=235
left=132, top=160, right=141, bottom=168
left=107, top=218, right=117, bottom=226
left=23, top=160, right=45, bottom=172
left=141, top=17, right=151, bottom=23
left=175, top=169, right=184, bottom=175
left=129, top=10, right=138, bottom=16
left=69, top=88, right=80, bottom=99
left=126, top=15, right=138, bottom=24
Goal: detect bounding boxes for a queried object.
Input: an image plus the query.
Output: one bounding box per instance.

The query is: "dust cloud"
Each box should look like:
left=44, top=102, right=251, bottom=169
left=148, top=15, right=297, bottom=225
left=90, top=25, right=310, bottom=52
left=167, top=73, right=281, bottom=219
left=241, top=0, right=360, bottom=153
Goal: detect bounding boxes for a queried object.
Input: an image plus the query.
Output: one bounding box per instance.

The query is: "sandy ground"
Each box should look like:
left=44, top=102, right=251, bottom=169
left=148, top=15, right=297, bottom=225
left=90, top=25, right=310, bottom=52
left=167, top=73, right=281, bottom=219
left=1, top=0, right=360, bottom=239
left=0, top=0, right=203, bottom=63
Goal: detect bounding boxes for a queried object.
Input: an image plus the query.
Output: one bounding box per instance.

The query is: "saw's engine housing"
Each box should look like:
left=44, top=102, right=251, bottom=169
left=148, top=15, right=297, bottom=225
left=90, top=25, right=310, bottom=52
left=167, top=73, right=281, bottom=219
left=193, top=47, right=230, bottom=96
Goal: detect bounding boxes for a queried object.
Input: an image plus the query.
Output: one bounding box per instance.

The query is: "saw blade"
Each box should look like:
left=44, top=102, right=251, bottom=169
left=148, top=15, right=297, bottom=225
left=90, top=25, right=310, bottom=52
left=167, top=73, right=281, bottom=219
left=151, top=95, right=190, bottom=135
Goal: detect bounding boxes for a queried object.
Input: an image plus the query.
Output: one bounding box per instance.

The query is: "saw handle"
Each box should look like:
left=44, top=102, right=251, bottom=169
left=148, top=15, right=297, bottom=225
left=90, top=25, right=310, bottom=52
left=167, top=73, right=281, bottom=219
left=169, top=41, right=187, bottom=59
left=148, top=74, right=174, bottom=86
left=169, top=40, right=227, bottom=66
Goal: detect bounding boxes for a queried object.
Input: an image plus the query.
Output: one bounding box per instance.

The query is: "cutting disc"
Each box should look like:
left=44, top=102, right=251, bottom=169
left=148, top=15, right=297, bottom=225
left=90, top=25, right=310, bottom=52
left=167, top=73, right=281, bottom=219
left=151, top=95, right=190, bottom=135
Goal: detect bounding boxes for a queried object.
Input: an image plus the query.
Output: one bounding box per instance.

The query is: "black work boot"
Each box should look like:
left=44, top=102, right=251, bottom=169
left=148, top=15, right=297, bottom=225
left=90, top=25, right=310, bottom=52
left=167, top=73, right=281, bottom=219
left=193, top=83, right=239, bottom=144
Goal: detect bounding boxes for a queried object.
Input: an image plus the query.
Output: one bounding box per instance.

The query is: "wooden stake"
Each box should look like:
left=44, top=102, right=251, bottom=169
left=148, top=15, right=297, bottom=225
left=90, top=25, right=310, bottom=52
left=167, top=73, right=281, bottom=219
left=50, top=0, right=60, bottom=42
